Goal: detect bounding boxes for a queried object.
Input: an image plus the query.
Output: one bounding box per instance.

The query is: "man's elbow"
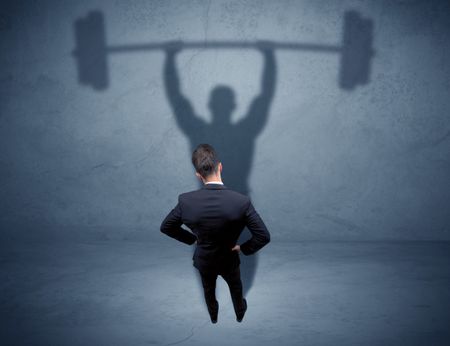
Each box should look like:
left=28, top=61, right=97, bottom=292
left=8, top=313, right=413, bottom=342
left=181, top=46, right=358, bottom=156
left=160, top=222, right=169, bottom=235
left=262, top=230, right=271, bottom=245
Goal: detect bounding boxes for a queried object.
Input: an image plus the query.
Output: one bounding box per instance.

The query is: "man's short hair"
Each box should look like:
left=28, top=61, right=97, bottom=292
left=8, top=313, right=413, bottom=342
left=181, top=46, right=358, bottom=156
left=192, top=144, right=220, bottom=178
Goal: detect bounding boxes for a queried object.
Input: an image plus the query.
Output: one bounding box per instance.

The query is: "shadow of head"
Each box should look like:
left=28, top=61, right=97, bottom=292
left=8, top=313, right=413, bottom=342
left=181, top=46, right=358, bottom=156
left=208, top=85, right=236, bottom=124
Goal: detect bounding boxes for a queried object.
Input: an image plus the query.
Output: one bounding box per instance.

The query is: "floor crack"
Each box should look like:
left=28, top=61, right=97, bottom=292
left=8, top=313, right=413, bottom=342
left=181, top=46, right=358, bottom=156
left=164, top=319, right=209, bottom=346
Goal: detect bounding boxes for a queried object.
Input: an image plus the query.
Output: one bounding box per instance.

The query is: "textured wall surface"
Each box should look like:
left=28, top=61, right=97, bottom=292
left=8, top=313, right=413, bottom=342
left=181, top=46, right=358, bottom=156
left=1, top=0, right=449, bottom=241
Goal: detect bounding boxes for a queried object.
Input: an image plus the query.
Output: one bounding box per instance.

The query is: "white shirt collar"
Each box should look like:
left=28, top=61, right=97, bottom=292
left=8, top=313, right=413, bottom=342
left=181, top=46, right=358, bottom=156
left=205, top=181, right=224, bottom=185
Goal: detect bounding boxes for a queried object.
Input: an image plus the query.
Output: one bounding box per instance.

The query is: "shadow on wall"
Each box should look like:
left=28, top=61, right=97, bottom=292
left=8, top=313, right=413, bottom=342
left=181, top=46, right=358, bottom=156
left=72, top=9, right=374, bottom=296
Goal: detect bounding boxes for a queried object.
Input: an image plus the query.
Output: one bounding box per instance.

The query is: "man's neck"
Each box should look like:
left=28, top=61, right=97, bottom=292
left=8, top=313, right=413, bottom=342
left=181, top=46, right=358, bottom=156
left=203, top=176, right=223, bottom=184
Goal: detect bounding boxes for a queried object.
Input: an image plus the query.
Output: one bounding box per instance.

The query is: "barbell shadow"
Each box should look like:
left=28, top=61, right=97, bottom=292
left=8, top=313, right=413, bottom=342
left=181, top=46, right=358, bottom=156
left=72, top=10, right=374, bottom=91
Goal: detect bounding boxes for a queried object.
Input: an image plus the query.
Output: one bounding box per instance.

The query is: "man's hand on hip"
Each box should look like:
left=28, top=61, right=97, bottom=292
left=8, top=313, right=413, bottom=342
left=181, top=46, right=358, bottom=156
left=231, top=244, right=240, bottom=253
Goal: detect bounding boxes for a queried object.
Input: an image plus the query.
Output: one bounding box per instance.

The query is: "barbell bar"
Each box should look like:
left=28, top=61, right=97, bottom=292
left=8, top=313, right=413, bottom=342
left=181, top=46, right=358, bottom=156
left=73, top=10, right=374, bottom=91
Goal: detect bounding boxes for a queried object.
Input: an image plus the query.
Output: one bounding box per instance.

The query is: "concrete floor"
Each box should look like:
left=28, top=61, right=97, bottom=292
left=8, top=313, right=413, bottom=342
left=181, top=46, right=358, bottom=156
left=1, top=239, right=449, bottom=346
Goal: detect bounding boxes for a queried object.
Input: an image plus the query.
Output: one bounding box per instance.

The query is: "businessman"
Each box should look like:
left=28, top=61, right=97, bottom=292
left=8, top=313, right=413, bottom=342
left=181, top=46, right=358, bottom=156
left=160, top=144, right=271, bottom=323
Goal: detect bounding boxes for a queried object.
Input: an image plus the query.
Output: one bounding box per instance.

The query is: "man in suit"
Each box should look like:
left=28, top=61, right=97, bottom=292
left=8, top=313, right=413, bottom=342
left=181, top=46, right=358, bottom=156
left=160, top=143, right=271, bottom=323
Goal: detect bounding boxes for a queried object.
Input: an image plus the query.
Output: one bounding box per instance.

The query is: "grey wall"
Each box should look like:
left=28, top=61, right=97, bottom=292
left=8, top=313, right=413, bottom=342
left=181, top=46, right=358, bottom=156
left=1, top=0, right=449, bottom=241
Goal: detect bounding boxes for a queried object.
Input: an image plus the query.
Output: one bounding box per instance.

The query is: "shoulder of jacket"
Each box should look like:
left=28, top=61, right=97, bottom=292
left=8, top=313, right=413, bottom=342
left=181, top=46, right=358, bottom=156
left=178, top=190, right=197, bottom=200
left=224, top=189, right=251, bottom=205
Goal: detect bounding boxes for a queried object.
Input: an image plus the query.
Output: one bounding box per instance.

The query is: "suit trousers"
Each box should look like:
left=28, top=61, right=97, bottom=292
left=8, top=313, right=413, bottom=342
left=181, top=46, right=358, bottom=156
left=198, top=265, right=246, bottom=319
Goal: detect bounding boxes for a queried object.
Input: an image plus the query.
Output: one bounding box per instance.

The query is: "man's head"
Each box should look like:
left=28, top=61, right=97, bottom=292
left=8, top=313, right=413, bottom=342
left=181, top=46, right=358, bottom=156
left=208, top=85, right=236, bottom=123
left=192, top=143, right=222, bottom=182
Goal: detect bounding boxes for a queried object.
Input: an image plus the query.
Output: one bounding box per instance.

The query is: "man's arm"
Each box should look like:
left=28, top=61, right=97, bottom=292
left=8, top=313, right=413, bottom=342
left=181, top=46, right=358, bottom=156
left=160, top=197, right=197, bottom=245
left=238, top=199, right=271, bottom=255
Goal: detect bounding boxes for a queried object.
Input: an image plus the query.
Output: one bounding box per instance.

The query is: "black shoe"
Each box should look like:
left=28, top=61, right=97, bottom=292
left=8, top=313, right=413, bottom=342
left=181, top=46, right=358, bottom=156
left=210, top=301, right=218, bottom=324
left=236, top=298, right=247, bottom=322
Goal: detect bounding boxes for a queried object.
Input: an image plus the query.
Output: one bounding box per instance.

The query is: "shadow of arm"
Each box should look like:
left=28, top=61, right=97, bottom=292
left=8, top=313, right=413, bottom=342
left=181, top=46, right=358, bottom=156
left=163, top=50, right=206, bottom=133
left=237, top=48, right=276, bottom=135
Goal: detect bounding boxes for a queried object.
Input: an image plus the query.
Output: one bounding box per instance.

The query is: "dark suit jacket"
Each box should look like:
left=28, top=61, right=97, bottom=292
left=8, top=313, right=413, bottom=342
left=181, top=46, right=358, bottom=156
left=160, top=183, right=271, bottom=272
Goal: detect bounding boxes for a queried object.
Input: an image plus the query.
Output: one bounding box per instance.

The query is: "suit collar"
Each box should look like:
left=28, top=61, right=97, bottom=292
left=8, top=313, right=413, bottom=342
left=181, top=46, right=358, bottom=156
left=201, top=183, right=227, bottom=190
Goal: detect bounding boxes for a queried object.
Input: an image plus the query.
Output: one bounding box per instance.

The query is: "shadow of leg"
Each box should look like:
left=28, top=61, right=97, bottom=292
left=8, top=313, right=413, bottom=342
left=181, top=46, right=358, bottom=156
left=238, top=227, right=258, bottom=296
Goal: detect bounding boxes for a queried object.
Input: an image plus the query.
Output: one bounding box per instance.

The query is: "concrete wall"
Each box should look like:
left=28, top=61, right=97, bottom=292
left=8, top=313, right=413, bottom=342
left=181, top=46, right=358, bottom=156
left=1, top=0, right=449, bottom=241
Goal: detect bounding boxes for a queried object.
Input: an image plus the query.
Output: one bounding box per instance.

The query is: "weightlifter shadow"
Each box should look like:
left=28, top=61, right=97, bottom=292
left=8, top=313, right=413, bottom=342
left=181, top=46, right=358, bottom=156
left=163, top=42, right=276, bottom=296
left=72, top=7, right=374, bottom=295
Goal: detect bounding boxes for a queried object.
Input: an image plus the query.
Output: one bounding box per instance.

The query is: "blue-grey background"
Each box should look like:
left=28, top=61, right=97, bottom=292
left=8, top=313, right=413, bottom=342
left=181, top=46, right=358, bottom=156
left=1, top=0, right=449, bottom=242
left=1, top=1, right=450, bottom=345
